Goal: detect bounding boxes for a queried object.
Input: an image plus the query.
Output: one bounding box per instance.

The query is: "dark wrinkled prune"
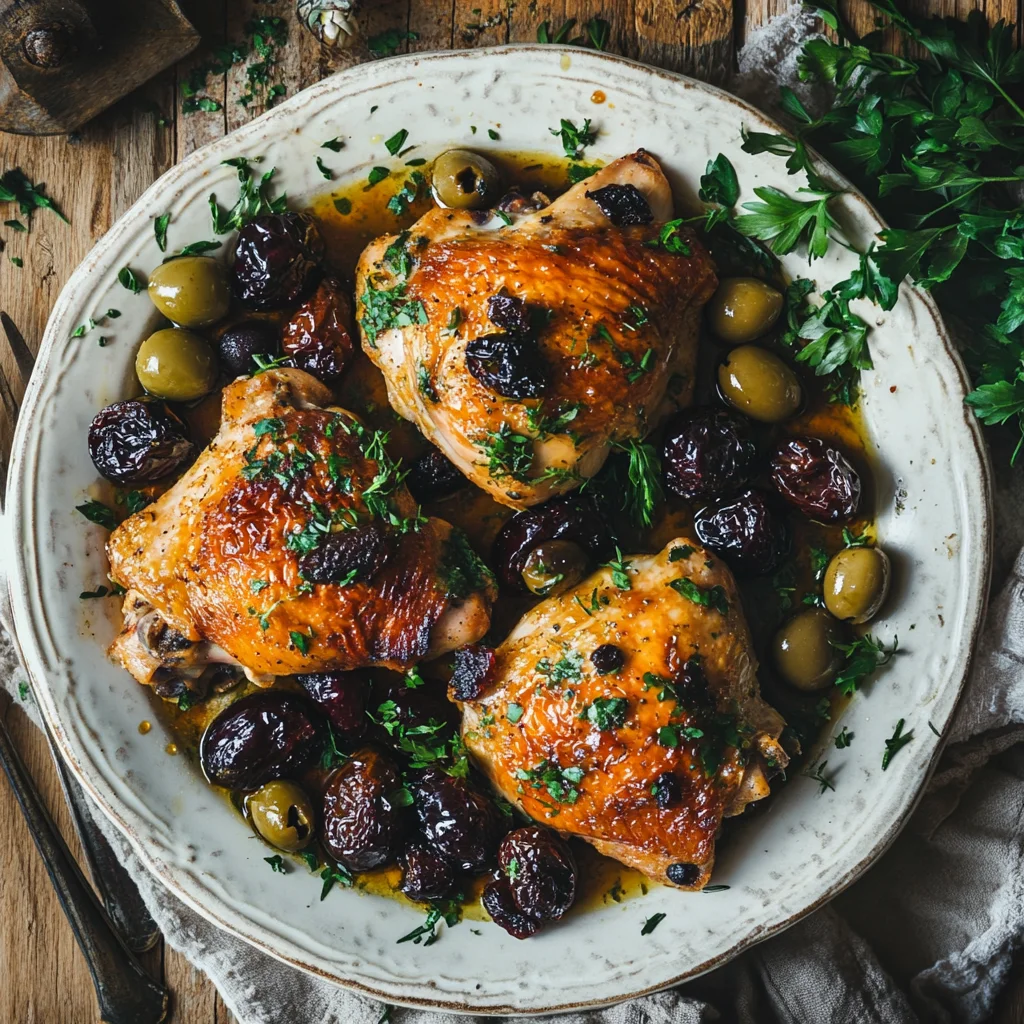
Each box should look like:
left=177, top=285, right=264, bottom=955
left=450, top=645, right=496, bottom=701
left=297, top=522, right=392, bottom=585
left=296, top=671, right=369, bottom=741
left=487, top=293, right=531, bottom=336
left=406, top=447, right=465, bottom=503
left=399, top=843, right=456, bottom=902
left=674, top=657, right=713, bottom=710
left=88, top=398, right=193, bottom=485
left=770, top=437, right=862, bottom=523
left=321, top=748, right=409, bottom=871
left=694, top=488, right=790, bottom=576
left=652, top=772, right=681, bottom=809
left=466, top=333, right=547, bottom=399
left=584, top=184, right=653, bottom=226
left=199, top=691, right=322, bottom=790
left=410, top=765, right=505, bottom=871
left=231, top=212, right=325, bottom=311
left=281, top=277, right=355, bottom=385
left=590, top=643, right=625, bottom=675
left=491, top=493, right=615, bottom=592
left=482, top=877, right=541, bottom=939
left=666, top=862, right=703, bottom=887
left=496, top=188, right=550, bottom=215
left=498, top=826, right=577, bottom=921
left=662, top=407, right=758, bottom=500
left=218, top=322, right=280, bottom=377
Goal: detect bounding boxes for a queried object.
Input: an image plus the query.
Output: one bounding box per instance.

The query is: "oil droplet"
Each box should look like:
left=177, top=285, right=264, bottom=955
left=591, top=90, right=606, bottom=104
left=560, top=53, right=571, bottom=71
left=138, top=720, right=151, bottom=735
left=165, top=743, right=178, bottom=756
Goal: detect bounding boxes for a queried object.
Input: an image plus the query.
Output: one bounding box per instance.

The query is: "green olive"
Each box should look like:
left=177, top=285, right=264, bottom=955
left=147, top=256, right=231, bottom=328
left=718, top=345, right=802, bottom=423
left=246, top=779, right=314, bottom=853
left=136, top=328, right=218, bottom=401
left=773, top=608, right=845, bottom=692
left=521, top=540, right=588, bottom=597
left=707, top=277, right=784, bottom=344
left=824, top=546, right=891, bottom=624
left=431, top=149, right=501, bottom=209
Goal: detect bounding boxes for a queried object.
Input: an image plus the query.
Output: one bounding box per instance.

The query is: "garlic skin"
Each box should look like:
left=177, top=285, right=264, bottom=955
left=296, top=1, right=361, bottom=50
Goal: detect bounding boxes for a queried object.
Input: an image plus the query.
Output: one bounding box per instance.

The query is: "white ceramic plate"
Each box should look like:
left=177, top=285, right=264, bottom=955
left=0, top=46, right=992, bottom=1015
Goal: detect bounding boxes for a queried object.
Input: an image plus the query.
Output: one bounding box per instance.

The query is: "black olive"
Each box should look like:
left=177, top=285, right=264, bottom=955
left=231, top=212, right=325, bottom=311
left=770, top=437, right=862, bottom=523
left=693, top=488, right=790, bottom=576
left=217, top=322, right=280, bottom=377
left=406, top=447, right=465, bottom=503
left=666, top=862, right=702, bottom=886
left=297, top=523, right=392, bottom=585
left=590, top=644, right=625, bottom=675
left=399, top=843, right=456, bottom=902
left=199, top=691, right=323, bottom=791
left=482, top=877, right=540, bottom=939
left=465, top=333, right=548, bottom=399
left=88, top=398, right=194, bottom=485
left=450, top=644, right=496, bottom=701
left=661, top=407, right=758, bottom=500
left=584, top=184, right=653, bottom=226
left=296, top=671, right=369, bottom=741
left=652, top=772, right=681, bottom=809
left=498, top=826, right=577, bottom=921
left=491, top=493, right=615, bottom=592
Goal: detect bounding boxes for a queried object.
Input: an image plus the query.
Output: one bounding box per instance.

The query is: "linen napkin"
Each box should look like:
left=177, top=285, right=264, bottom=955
left=5, top=7, right=1024, bottom=1021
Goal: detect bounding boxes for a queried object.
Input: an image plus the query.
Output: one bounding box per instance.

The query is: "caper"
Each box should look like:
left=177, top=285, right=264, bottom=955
left=824, top=546, right=891, bottom=624
left=718, top=345, right=802, bottom=423
left=773, top=607, right=845, bottom=692
left=431, top=149, right=501, bottom=210
left=136, top=328, right=218, bottom=401
left=521, top=540, right=587, bottom=597
left=707, top=277, right=784, bottom=345
left=147, top=256, right=231, bottom=328
left=246, top=779, right=315, bottom=853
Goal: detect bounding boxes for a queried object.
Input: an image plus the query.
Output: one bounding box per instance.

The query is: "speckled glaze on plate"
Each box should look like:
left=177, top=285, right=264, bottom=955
left=0, top=46, right=992, bottom=1015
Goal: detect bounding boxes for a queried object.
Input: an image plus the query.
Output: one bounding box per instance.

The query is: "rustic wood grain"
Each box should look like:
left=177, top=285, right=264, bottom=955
left=0, top=0, right=1022, bottom=1020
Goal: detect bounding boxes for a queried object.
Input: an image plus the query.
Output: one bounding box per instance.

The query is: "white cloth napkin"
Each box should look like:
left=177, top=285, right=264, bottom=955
left=5, top=7, right=1024, bottom=1021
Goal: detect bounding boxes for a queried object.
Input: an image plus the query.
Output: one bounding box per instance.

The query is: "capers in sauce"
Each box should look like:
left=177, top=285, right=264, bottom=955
left=718, top=345, right=802, bottom=423
left=521, top=540, right=588, bottom=597
left=773, top=607, right=845, bottom=692
left=431, top=149, right=501, bottom=209
left=147, top=256, right=231, bottom=328
left=246, top=779, right=315, bottom=853
left=824, top=546, right=891, bottom=624
left=706, top=277, right=784, bottom=345
left=136, top=328, right=218, bottom=401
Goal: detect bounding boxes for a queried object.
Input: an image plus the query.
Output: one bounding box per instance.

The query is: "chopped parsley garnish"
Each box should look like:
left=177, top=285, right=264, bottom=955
left=656, top=725, right=680, bottom=748
left=835, top=726, right=854, bottom=749
left=76, top=500, right=118, bottom=529
left=264, top=855, right=287, bottom=873
left=359, top=280, right=428, bottom=346
left=79, top=583, right=124, bottom=599
left=526, top=402, right=581, bottom=439
left=320, top=860, right=354, bottom=900
left=289, top=630, right=314, bottom=655
left=645, top=219, right=691, bottom=256
left=322, top=137, right=345, bottom=152
left=567, top=163, right=601, bottom=185
left=515, top=759, right=585, bottom=804
left=611, top=437, right=662, bottom=527
left=384, top=129, right=409, bottom=155
left=209, top=157, right=288, bottom=233
left=371, top=700, right=468, bottom=776
left=734, top=186, right=841, bottom=261
left=669, top=577, right=730, bottom=616
left=669, top=545, right=695, bottom=562
left=366, top=166, right=391, bottom=189
left=550, top=117, right=596, bottom=160
left=316, top=156, right=332, bottom=180
left=506, top=703, right=524, bottom=723
left=477, top=423, right=535, bottom=482
left=601, top=548, right=633, bottom=590
left=882, top=719, right=914, bottom=771
left=440, top=529, right=494, bottom=600
left=536, top=648, right=584, bottom=686
left=0, top=169, right=69, bottom=225
left=396, top=898, right=462, bottom=946
left=802, top=760, right=835, bottom=794
left=333, top=197, right=352, bottom=215
left=118, top=266, right=144, bottom=292
left=386, top=171, right=426, bottom=216
left=641, top=912, right=666, bottom=935
left=153, top=213, right=170, bottom=252
left=579, top=697, right=628, bottom=731
left=843, top=528, right=870, bottom=548
left=9, top=257, right=23, bottom=268
left=832, top=634, right=898, bottom=696
left=367, top=28, right=419, bottom=57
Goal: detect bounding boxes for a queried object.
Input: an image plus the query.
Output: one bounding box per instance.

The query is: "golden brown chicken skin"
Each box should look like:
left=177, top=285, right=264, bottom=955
left=107, top=369, right=495, bottom=684
left=356, top=150, right=718, bottom=509
left=460, top=538, right=788, bottom=888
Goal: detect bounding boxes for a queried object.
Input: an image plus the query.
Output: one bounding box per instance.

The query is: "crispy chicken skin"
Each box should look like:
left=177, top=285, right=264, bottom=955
left=460, top=538, right=788, bottom=888
left=107, top=369, right=495, bottom=684
left=355, top=150, right=718, bottom=509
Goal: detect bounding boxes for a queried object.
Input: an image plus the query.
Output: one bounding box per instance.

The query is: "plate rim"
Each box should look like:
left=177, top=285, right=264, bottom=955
left=4, top=42, right=994, bottom=1015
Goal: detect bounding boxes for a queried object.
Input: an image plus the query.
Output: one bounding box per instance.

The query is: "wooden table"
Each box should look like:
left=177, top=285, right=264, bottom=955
left=1, top=0, right=1023, bottom=1020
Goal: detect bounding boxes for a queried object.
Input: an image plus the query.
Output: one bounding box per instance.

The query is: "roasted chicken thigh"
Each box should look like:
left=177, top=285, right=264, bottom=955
left=355, top=150, right=718, bottom=509
left=460, top=537, right=788, bottom=888
left=107, top=369, right=495, bottom=689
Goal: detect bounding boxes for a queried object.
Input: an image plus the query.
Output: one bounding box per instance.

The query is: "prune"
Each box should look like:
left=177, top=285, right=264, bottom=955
left=496, top=187, right=550, bottom=215
left=770, top=437, right=862, bottom=523
left=694, top=488, right=790, bottom=576
left=399, top=843, right=456, bottom=902
left=666, top=862, right=702, bottom=887
left=674, top=657, right=714, bottom=710
left=281, top=277, right=355, bottom=385
left=200, top=691, right=323, bottom=790
left=449, top=644, right=496, bottom=701
left=371, top=675, right=459, bottom=742
left=584, top=184, right=653, bottom=226
left=406, top=447, right=465, bottom=503
left=88, top=398, right=193, bottom=485
left=321, top=748, right=409, bottom=871
left=487, top=293, right=531, bottom=336
left=661, top=407, right=758, bottom=500
left=410, top=766, right=505, bottom=871
left=590, top=644, right=625, bottom=675
left=231, top=212, right=325, bottom=311
left=652, top=772, right=680, bottom=809
left=296, top=671, right=369, bottom=741
left=218, top=321, right=280, bottom=377
left=482, top=877, right=540, bottom=939
left=491, top=493, right=614, bottom=592
left=498, top=826, right=577, bottom=921
left=297, top=522, right=392, bottom=585
left=466, top=333, right=547, bottom=398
